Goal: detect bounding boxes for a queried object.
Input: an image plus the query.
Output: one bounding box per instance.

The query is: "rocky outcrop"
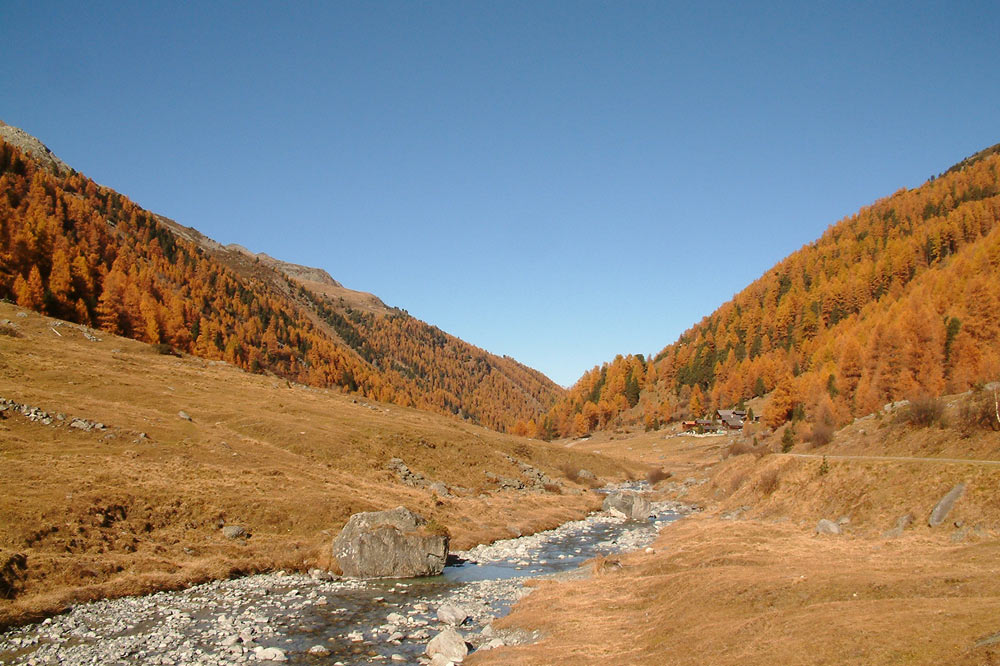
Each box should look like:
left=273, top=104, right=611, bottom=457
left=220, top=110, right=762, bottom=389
left=332, top=507, right=449, bottom=578
left=602, top=492, right=652, bottom=522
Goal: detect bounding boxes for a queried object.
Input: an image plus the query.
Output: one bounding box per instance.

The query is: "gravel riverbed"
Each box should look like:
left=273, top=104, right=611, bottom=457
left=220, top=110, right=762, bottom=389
left=0, top=498, right=694, bottom=666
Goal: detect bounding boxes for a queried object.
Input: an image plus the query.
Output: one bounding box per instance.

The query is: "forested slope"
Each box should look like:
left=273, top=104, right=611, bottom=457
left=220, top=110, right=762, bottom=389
left=0, top=127, right=562, bottom=431
left=544, top=144, right=1000, bottom=437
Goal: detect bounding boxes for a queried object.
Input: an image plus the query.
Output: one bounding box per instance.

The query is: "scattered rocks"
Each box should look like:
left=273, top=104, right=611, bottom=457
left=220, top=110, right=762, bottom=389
left=0, top=398, right=107, bottom=432
left=815, top=519, right=841, bottom=535
left=929, top=483, right=966, bottom=527
left=387, top=458, right=429, bottom=488
left=484, top=471, right=526, bottom=491
left=332, top=506, right=449, bottom=578
left=0, top=486, right=692, bottom=666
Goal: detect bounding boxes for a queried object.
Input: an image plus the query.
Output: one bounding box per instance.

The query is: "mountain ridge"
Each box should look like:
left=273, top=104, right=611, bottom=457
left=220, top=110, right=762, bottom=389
left=0, top=123, right=563, bottom=432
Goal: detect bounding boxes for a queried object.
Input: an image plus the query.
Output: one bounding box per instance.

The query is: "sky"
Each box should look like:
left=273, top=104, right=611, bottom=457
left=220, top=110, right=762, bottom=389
left=3, top=1, right=999, bottom=386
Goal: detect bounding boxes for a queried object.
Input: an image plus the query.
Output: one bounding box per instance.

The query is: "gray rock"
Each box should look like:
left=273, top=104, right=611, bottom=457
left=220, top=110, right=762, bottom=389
left=429, top=482, right=452, bottom=497
left=815, top=519, right=841, bottom=535
left=882, top=513, right=915, bottom=538
left=578, top=469, right=596, bottom=480
left=436, top=602, right=468, bottom=626
left=178, top=411, right=192, bottom=421
left=426, top=627, right=468, bottom=662
left=222, top=525, right=248, bottom=539
left=929, top=483, right=966, bottom=527
left=332, top=506, right=449, bottom=578
left=253, top=646, right=287, bottom=661
left=602, top=492, right=652, bottom=522
left=307, top=645, right=330, bottom=656
left=481, top=638, right=505, bottom=650
left=387, top=458, right=429, bottom=487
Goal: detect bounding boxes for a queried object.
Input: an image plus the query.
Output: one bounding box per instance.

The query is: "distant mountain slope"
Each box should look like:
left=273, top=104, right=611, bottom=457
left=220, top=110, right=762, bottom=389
left=546, top=143, right=1000, bottom=437
left=0, top=124, right=563, bottom=431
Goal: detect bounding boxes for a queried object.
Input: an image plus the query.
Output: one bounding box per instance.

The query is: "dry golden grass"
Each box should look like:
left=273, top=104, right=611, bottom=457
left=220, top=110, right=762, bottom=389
left=0, top=303, right=625, bottom=627
left=470, top=405, right=1000, bottom=666
left=474, top=518, right=1000, bottom=665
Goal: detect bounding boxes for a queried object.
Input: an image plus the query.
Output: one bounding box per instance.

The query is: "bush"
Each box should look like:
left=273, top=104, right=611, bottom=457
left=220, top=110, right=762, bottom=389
left=423, top=518, right=450, bottom=538
left=757, top=467, right=781, bottom=495
left=559, top=463, right=581, bottom=483
left=725, top=440, right=755, bottom=458
left=807, top=422, right=834, bottom=448
left=905, top=395, right=945, bottom=427
left=958, top=386, right=1000, bottom=435
left=153, top=343, right=179, bottom=356
left=646, top=468, right=671, bottom=485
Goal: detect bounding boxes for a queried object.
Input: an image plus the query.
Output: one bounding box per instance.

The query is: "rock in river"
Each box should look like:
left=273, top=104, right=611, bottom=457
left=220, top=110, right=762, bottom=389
left=426, top=627, right=468, bottom=663
left=332, top=506, right=449, bottom=578
left=602, top=491, right=652, bottom=522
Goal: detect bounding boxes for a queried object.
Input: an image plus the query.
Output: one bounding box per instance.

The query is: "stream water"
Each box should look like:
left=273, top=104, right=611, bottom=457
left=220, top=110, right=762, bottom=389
left=0, top=494, right=691, bottom=666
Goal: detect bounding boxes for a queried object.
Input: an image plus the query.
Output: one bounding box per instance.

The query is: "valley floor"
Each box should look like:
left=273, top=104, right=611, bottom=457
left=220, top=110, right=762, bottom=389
left=470, top=424, right=1000, bottom=665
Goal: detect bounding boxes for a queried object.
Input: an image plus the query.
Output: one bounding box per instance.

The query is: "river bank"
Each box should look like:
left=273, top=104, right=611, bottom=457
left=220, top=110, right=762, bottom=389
left=0, top=496, right=694, bottom=665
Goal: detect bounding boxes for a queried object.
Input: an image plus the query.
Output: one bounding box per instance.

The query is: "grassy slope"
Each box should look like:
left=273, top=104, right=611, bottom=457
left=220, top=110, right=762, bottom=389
left=473, top=411, right=1000, bottom=665
left=0, top=302, right=635, bottom=628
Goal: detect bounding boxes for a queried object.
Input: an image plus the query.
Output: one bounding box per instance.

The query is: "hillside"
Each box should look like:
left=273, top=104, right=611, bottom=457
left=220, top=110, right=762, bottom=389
left=547, top=143, right=1000, bottom=436
left=0, top=124, right=563, bottom=431
left=0, top=302, right=629, bottom=627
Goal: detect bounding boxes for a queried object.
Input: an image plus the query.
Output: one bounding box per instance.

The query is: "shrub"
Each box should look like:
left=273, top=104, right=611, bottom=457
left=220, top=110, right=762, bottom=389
left=423, top=518, right=450, bottom=538
left=757, top=467, right=781, bottom=495
left=153, top=343, right=179, bottom=356
left=646, top=468, right=671, bottom=485
left=905, top=395, right=946, bottom=427
left=559, top=463, right=581, bottom=483
left=818, top=456, right=830, bottom=476
left=512, top=443, right=532, bottom=459
left=543, top=482, right=563, bottom=494
left=725, top=440, right=755, bottom=458
left=807, top=422, right=834, bottom=448
left=958, top=385, right=1000, bottom=435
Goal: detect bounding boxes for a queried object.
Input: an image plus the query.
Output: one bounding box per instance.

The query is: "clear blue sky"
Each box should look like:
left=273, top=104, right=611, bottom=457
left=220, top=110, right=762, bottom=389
left=3, top=2, right=999, bottom=386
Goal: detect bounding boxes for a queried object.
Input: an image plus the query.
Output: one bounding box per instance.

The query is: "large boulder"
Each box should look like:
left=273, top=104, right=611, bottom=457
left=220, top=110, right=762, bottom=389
left=332, top=506, right=449, bottom=578
left=602, top=492, right=652, bottom=522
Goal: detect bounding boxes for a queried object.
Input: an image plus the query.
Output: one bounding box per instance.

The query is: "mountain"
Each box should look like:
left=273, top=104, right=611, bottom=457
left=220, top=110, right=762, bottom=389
left=0, top=122, right=563, bottom=432
left=546, top=143, right=1000, bottom=437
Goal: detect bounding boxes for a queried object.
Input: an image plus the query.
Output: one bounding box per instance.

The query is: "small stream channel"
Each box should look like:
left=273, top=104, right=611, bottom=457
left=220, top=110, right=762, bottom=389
left=0, top=492, right=691, bottom=666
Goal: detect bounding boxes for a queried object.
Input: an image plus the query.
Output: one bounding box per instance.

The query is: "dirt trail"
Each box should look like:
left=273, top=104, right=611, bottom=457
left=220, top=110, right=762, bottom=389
left=782, top=452, right=1000, bottom=466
